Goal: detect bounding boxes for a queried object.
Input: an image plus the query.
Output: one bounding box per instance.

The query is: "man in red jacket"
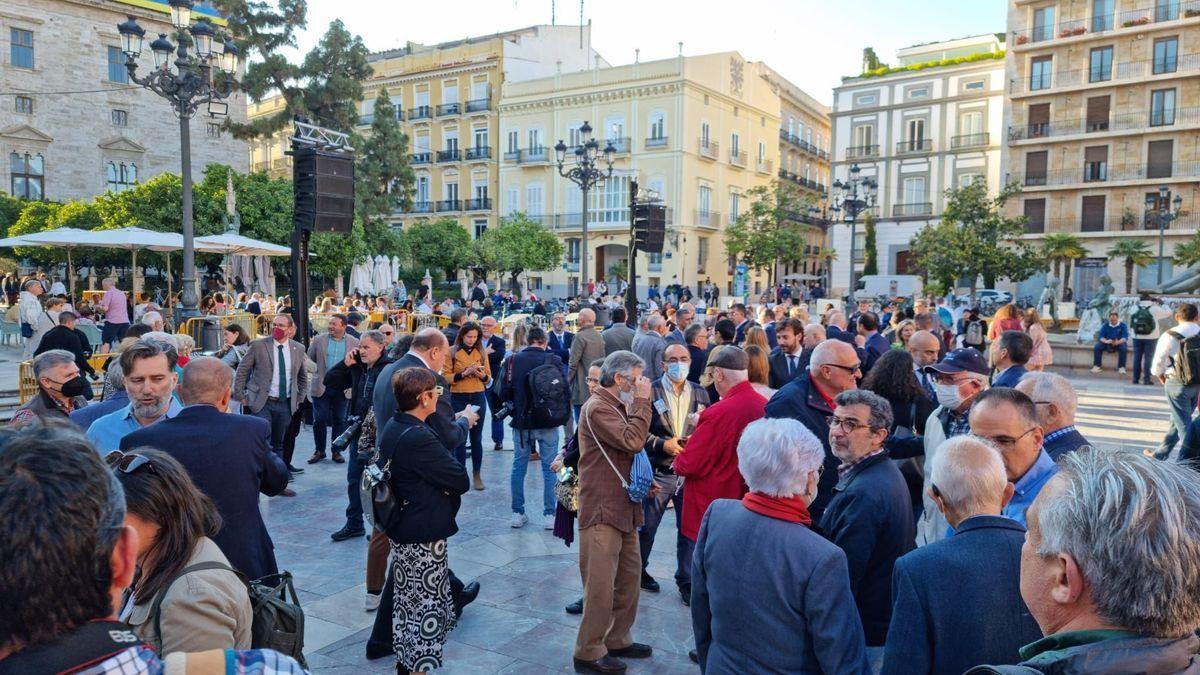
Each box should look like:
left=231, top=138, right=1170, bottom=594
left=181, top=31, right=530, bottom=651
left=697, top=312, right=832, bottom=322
left=674, top=347, right=767, bottom=568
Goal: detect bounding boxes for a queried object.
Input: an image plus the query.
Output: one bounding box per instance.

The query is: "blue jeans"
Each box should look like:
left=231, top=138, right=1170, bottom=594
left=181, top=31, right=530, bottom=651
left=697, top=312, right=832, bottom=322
left=485, top=390, right=505, bottom=445
left=344, top=438, right=366, bottom=529
left=511, top=426, right=559, bottom=515
left=451, top=391, right=486, bottom=473
left=638, top=472, right=692, bottom=587
left=1093, top=342, right=1127, bottom=369
left=1132, top=338, right=1156, bottom=384
left=312, top=389, right=349, bottom=454
left=1157, top=380, right=1200, bottom=460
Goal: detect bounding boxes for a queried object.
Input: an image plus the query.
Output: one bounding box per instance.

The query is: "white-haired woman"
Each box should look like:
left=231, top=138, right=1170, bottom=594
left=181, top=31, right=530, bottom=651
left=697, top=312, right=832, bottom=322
left=691, top=417, right=870, bottom=674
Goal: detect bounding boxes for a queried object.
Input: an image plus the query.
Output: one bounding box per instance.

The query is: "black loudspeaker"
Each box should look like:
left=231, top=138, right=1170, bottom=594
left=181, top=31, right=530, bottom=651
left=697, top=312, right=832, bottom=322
left=293, top=148, right=355, bottom=233
left=633, top=203, right=666, bottom=254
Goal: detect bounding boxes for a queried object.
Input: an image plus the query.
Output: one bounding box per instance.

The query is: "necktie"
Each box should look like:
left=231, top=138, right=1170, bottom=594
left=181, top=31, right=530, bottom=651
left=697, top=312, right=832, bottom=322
left=920, top=371, right=935, bottom=398
left=277, top=344, right=288, bottom=399
left=788, top=355, right=797, bottom=376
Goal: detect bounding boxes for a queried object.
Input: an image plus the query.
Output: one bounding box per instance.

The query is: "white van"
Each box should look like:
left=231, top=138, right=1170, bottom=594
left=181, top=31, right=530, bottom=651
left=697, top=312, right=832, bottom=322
left=854, top=275, right=923, bottom=300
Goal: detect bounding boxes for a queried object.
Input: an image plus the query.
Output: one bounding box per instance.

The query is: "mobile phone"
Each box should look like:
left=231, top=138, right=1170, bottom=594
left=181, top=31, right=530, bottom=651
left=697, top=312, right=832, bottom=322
left=466, top=404, right=480, bottom=415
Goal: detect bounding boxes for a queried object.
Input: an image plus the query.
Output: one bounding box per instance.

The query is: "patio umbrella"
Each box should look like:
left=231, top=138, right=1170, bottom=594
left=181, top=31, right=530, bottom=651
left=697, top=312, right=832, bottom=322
left=81, top=227, right=189, bottom=299
left=194, top=233, right=291, bottom=257
left=0, top=228, right=99, bottom=300
left=390, top=256, right=401, bottom=283
left=372, top=255, right=391, bottom=294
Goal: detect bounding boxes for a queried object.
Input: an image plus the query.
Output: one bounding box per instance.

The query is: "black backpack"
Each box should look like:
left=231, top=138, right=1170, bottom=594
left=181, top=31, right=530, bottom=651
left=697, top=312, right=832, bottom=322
left=1169, top=330, right=1200, bottom=386
left=524, top=356, right=572, bottom=428
left=1131, top=306, right=1156, bottom=336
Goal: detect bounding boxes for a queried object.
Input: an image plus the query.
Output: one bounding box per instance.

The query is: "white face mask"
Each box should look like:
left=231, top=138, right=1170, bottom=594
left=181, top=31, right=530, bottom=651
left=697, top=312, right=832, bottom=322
left=935, top=382, right=963, bottom=411
left=617, top=377, right=636, bottom=406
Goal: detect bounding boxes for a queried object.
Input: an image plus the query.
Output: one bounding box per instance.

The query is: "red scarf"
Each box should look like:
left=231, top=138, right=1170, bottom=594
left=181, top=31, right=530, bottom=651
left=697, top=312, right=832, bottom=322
left=741, top=492, right=812, bottom=525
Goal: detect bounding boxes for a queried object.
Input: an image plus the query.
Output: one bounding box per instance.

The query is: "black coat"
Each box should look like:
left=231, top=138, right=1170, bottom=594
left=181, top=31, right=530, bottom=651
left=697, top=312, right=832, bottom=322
left=500, top=346, right=564, bottom=430
left=120, top=405, right=289, bottom=580
left=324, top=355, right=393, bottom=418
left=373, top=353, right=466, bottom=452
left=764, top=373, right=839, bottom=519
left=767, top=347, right=803, bottom=390
left=378, top=413, right=470, bottom=544
left=687, top=344, right=707, bottom=384
left=644, top=379, right=710, bottom=473
left=34, top=325, right=95, bottom=377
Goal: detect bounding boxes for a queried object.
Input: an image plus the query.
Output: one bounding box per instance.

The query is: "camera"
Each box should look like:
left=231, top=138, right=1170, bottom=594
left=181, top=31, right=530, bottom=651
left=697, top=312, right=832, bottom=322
left=493, top=403, right=515, bottom=421
left=333, top=415, right=363, bottom=451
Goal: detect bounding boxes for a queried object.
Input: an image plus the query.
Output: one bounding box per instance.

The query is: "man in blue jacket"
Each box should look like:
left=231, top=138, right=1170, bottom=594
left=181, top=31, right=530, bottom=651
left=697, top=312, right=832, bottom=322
left=991, top=330, right=1032, bottom=389
left=857, top=312, right=890, bottom=375
left=1091, top=310, right=1129, bottom=374
left=881, top=436, right=1041, bottom=675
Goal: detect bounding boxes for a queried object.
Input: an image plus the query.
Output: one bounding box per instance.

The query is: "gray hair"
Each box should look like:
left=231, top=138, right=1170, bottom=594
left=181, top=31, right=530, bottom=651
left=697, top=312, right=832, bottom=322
left=141, top=311, right=162, bottom=327
left=32, top=349, right=76, bottom=379
left=684, top=323, right=705, bottom=345
left=929, top=436, right=1008, bottom=517
left=360, top=329, right=387, bottom=348
left=737, top=418, right=824, bottom=498
left=647, top=315, right=665, bottom=331
left=1034, top=449, right=1200, bottom=637
left=599, top=350, right=645, bottom=387
left=833, top=389, right=894, bottom=430
left=1017, top=371, right=1078, bottom=423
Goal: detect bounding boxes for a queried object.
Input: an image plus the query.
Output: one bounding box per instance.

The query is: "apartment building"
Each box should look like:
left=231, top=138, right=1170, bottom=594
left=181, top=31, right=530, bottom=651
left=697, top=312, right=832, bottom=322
left=2, top=0, right=246, bottom=202
left=829, top=35, right=1007, bottom=294
left=1006, top=0, right=1200, bottom=296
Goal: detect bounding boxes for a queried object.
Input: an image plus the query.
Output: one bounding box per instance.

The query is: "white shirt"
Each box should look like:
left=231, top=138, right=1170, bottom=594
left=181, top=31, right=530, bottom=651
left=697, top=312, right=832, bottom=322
left=1151, top=321, right=1200, bottom=379
left=268, top=339, right=293, bottom=398
left=49, top=281, right=66, bottom=295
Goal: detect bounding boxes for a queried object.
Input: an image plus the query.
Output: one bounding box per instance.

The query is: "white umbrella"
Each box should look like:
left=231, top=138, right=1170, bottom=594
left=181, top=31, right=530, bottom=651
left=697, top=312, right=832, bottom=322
left=83, top=227, right=189, bottom=298
left=0, top=228, right=95, bottom=300
left=390, top=256, right=401, bottom=283
left=194, top=233, right=291, bottom=257
left=372, top=255, right=390, bottom=293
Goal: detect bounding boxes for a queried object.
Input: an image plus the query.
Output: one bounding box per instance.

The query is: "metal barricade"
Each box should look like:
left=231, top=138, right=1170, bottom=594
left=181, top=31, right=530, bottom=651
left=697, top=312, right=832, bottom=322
left=18, top=353, right=113, bottom=404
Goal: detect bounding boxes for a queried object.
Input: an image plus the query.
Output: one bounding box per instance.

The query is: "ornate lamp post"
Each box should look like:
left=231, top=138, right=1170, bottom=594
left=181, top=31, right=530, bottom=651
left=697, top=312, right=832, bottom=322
left=554, top=121, right=615, bottom=294
left=830, top=164, right=877, bottom=292
left=117, top=0, right=240, bottom=318
left=808, top=191, right=832, bottom=292
left=1145, top=185, right=1184, bottom=284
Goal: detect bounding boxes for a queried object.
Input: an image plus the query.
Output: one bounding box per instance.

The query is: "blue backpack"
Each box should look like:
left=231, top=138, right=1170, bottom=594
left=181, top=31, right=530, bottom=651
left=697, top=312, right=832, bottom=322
left=584, top=403, right=654, bottom=503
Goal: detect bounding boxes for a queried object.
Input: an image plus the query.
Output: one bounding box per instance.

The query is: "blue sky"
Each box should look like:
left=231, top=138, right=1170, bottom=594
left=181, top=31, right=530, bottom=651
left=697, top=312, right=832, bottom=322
left=290, top=0, right=1007, bottom=105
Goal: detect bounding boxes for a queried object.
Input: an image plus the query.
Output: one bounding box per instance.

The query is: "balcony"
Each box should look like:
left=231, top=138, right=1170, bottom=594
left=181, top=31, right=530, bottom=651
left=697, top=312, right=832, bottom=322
left=729, top=149, right=747, bottom=167
left=1012, top=2, right=1200, bottom=47
left=357, top=113, right=373, bottom=127
left=779, top=129, right=829, bottom=160
left=1008, top=107, right=1200, bottom=143
left=465, top=146, right=492, bottom=160
left=408, top=105, right=432, bottom=121
left=847, top=144, right=880, bottom=159
left=645, top=135, right=668, bottom=149
left=1014, top=53, right=1200, bottom=95
left=607, top=137, right=631, bottom=153
left=464, top=197, right=492, bottom=211
left=1032, top=212, right=1200, bottom=234
left=411, top=152, right=432, bottom=165
left=694, top=210, right=721, bottom=228
left=519, top=147, right=548, bottom=163
left=893, top=202, right=933, bottom=217
left=756, top=158, right=773, bottom=174
left=465, top=97, right=489, bottom=113
left=436, top=102, right=460, bottom=117
left=435, top=199, right=461, bottom=212
left=698, top=138, right=719, bottom=160
left=503, top=150, right=521, bottom=162
left=436, top=148, right=461, bottom=162
left=410, top=201, right=433, bottom=214
left=896, top=139, right=933, bottom=155
left=1016, top=161, right=1200, bottom=188
left=951, top=132, right=990, bottom=149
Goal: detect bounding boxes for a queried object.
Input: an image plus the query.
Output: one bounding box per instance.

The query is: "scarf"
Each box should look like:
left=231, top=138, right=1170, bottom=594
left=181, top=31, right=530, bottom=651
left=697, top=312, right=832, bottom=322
left=741, top=492, right=812, bottom=525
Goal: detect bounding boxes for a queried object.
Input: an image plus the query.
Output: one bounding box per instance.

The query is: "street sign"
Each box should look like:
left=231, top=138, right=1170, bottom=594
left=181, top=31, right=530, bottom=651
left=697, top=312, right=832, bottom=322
left=734, top=264, right=748, bottom=299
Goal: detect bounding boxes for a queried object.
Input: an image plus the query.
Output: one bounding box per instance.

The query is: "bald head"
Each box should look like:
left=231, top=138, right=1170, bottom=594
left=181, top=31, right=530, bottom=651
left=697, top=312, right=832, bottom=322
left=578, top=308, right=596, bottom=328
left=929, top=435, right=1011, bottom=526
left=811, top=339, right=856, bottom=368
left=908, top=330, right=942, bottom=368
left=663, top=342, right=689, bottom=363
left=803, top=323, right=826, bottom=348
left=411, top=326, right=448, bottom=352
left=179, top=356, right=233, bottom=408
left=827, top=311, right=848, bottom=329
left=810, top=339, right=860, bottom=394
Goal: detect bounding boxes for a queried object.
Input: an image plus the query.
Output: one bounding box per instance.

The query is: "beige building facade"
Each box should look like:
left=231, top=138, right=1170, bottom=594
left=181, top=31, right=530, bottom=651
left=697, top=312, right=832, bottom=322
left=2, top=0, right=246, bottom=203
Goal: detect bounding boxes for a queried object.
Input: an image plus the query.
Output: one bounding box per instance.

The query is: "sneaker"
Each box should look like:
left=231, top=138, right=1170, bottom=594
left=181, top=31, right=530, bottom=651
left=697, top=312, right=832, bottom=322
left=1119, top=367, right=1127, bottom=374
left=1090, top=366, right=1102, bottom=373
left=510, top=512, right=528, bottom=528
left=544, top=518, right=555, bottom=530
left=364, top=592, right=381, bottom=612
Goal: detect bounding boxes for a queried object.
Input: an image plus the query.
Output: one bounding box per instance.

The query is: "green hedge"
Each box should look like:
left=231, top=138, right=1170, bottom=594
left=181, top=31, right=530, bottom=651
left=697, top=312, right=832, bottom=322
left=844, top=50, right=1005, bottom=81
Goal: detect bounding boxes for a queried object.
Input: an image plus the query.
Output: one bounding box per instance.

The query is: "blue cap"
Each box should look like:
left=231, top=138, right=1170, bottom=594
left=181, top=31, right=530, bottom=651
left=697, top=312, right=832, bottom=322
left=924, top=348, right=989, bottom=377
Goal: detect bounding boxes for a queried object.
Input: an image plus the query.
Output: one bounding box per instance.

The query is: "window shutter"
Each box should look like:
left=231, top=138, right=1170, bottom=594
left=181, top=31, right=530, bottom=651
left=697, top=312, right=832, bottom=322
left=1024, top=199, right=1046, bottom=233
left=1084, top=146, right=1108, bottom=162
left=1148, top=140, right=1174, bottom=178
left=1025, top=151, right=1048, bottom=181
left=1081, top=195, right=1106, bottom=232
left=1086, top=96, right=1110, bottom=131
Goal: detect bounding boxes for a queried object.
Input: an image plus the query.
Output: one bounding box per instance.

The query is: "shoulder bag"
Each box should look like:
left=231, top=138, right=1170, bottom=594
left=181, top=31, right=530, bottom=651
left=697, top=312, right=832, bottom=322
left=360, top=426, right=414, bottom=530
left=583, top=403, right=654, bottom=503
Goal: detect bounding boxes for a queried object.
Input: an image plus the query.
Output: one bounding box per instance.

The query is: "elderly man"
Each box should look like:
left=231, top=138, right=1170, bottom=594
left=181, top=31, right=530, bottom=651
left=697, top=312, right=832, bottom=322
left=631, top=314, right=669, bottom=381
left=640, top=342, right=710, bottom=603
left=992, top=330, right=1033, bottom=388
left=973, top=450, right=1200, bottom=672
left=667, top=303, right=695, bottom=344
left=97, top=276, right=130, bottom=351
left=825, top=311, right=856, bottom=345
left=574, top=351, right=655, bottom=674
left=307, top=313, right=359, bottom=464
left=882, top=436, right=1041, bottom=675
left=86, top=339, right=182, bottom=453
left=18, top=279, right=45, bottom=359
left=602, top=307, right=635, bottom=355
left=10, top=349, right=88, bottom=427
left=907, top=330, right=942, bottom=399
left=969, top=387, right=1057, bottom=528
left=234, top=314, right=311, bottom=465
left=569, top=308, right=606, bottom=420
left=1015, top=371, right=1091, bottom=460
left=684, top=323, right=709, bottom=384
left=765, top=339, right=861, bottom=518
left=139, top=310, right=164, bottom=333
left=798, top=322, right=826, bottom=373
left=821, top=389, right=914, bottom=670
left=767, top=317, right=806, bottom=389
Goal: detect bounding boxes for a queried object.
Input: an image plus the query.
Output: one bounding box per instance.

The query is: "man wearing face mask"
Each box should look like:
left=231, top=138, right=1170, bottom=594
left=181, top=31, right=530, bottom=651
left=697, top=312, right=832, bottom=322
left=86, top=339, right=182, bottom=453
left=888, top=347, right=990, bottom=546
left=10, top=349, right=89, bottom=427
left=639, top=343, right=710, bottom=603
left=234, top=315, right=310, bottom=466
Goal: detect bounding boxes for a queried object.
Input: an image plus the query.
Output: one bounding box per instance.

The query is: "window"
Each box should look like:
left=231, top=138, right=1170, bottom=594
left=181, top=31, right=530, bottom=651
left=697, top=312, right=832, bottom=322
left=902, top=176, right=926, bottom=204
left=1148, top=139, right=1174, bottom=178
left=470, top=77, right=489, bottom=102
left=698, top=185, right=712, bottom=215
left=730, top=132, right=740, bottom=157
left=1151, top=89, right=1177, bottom=126
left=416, top=176, right=430, bottom=204
left=757, top=140, right=766, bottom=163
left=1154, top=37, right=1178, bottom=74
left=730, top=193, right=741, bottom=222
left=207, top=123, right=222, bottom=137
left=473, top=126, right=488, bottom=150
left=444, top=181, right=459, bottom=202
left=566, top=238, right=580, bottom=263
left=112, top=109, right=128, bottom=126
left=1092, top=0, right=1114, bottom=31
left=473, top=181, right=488, bottom=200
left=648, top=112, right=665, bottom=140
left=1030, top=56, right=1053, bottom=91
left=787, top=117, right=795, bottom=136
left=964, top=79, right=985, bottom=91
left=852, top=124, right=874, bottom=148
left=1156, top=0, right=1181, bottom=22
left=958, top=173, right=983, bottom=188
left=853, top=93, right=877, bottom=107
left=1081, top=195, right=1106, bottom=232
left=105, top=161, right=137, bottom=192
left=442, top=80, right=458, bottom=104
left=1089, top=47, right=1113, bottom=82
left=906, top=86, right=929, bottom=100
left=1023, top=199, right=1046, bottom=234
left=1033, top=6, right=1055, bottom=42
left=701, top=122, right=711, bottom=146
left=1084, top=146, right=1108, bottom=182
left=906, top=118, right=926, bottom=145
left=1028, top=103, right=1051, bottom=137
left=444, top=129, right=458, bottom=152
left=10, top=152, right=43, bottom=199
left=414, top=88, right=429, bottom=108
left=505, top=186, right=518, bottom=214
left=527, top=128, right=542, bottom=152
left=697, top=237, right=709, bottom=274
left=10, top=28, right=33, bottom=68
left=14, top=96, right=32, bottom=114
left=1086, top=96, right=1111, bottom=132
left=959, top=110, right=983, bottom=136
left=473, top=220, right=487, bottom=239
left=605, top=117, right=625, bottom=141
left=526, top=184, right=543, bottom=216
left=506, top=130, right=518, bottom=154
left=1025, top=150, right=1049, bottom=185
left=107, top=46, right=127, bottom=83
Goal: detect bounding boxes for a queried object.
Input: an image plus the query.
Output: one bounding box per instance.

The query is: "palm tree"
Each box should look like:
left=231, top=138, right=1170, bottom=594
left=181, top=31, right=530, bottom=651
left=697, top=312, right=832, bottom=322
left=1040, top=233, right=1086, bottom=300
left=1106, top=240, right=1153, bottom=294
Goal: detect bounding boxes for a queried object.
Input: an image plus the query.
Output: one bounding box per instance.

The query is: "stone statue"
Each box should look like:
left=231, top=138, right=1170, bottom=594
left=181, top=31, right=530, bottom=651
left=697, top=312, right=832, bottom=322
left=1039, top=275, right=1060, bottom=329
left=222, top=172, right=241, bottom=234
left=1076, top=274, right=1115, bottom=344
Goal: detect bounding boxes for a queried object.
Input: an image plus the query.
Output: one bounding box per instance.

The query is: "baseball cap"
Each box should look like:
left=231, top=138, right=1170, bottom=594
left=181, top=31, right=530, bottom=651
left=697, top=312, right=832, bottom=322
left=924, top=348, right=989, bottom=376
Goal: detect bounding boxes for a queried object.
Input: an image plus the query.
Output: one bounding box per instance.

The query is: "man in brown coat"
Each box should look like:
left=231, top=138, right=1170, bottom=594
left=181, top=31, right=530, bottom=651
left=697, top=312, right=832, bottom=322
left=574, top=350, right=654, bottom=674
left=568, top=308, right=606, bottom=419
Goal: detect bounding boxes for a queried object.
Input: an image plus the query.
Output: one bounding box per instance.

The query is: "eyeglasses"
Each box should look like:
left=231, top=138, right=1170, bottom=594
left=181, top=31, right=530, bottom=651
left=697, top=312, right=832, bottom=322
left=826, top=362, right=862, bottom=374
left=585, top=377, right=600, bottom=384
left=105, top=450, right=154, bottom=475
left=979, top=427, right=1037, bottom=450
left=827, top=415, right=877, bottom=434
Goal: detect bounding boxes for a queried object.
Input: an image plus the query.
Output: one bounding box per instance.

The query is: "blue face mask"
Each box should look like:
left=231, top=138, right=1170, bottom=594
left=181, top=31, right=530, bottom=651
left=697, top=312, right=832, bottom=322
left=666, top=362, right=689, bottom=382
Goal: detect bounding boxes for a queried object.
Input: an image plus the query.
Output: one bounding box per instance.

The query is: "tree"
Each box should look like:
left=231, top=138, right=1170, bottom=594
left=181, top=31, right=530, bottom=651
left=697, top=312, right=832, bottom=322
left=355, top=89, right=413, bottom=258
left=477, top=215, right=564, bottom=292
left=399, top=218, right=473, bottom=280
left=8, top=201, right=62, bottom=267
left=723, top=181, right=816, bottom=284
left=1106, top=239, right=1153, bottom=294
left=0, top=192, right=24, bottom=237
left=862, top=213, right=879, bottom=276
left=1040, top=232, right=1087, bottom=300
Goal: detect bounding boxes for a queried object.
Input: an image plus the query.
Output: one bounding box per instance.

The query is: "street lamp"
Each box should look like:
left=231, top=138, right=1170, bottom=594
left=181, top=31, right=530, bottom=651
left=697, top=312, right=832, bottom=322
left=117, top=5, right=240, bottom=318
left=808, top=191, right=832, bottom=292
left=555, top=121, right=615, bottom=294
left=830, top=164, right=877, bottom=293
left=1145, top=185, right=1184, bottom=284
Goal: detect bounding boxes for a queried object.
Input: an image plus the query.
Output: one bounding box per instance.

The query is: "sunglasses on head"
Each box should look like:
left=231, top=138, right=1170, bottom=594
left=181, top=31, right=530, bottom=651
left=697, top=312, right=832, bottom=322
left=105, top=450, right=154, bottom=475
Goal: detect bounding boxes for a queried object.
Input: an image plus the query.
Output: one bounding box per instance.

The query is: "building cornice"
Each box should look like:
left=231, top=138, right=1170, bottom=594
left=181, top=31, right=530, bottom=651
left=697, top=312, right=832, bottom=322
left=834, top=60, right=1004, bottom=97
left=500, top=81, right=685, bottom=113
left=364, top=59, right=500, bottom=92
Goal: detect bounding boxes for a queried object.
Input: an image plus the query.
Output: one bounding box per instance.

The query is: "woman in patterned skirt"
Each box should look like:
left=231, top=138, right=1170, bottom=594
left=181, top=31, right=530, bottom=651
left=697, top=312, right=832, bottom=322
left=377, top=367, right=471, bottom=672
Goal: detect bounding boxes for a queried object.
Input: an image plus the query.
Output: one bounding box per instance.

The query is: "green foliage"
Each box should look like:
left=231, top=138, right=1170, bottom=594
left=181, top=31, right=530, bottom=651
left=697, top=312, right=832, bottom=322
left=608, top=260, right=628, bottom=282
left=1107, top=239, right=1153, bottom=294
left=477, top=215, right=564, bottom=291
left=723, top=181, right=817, bottom=284
left=1040, top=232, right=1087, bottom=298
left=398, top=218, right=473, bottom=279
left=9, top=201, right=63, bottom=267
left=310, top=219, right=368, bottom=279
left=355, top=89, right=413, bottom=258
left=0, top=192, right=24, bottom=237
left=847, top=50, right=1005, bottom=81
left=862, top=214, right=879, bottom=276
left=1175, top=233, right=1200, bottom=267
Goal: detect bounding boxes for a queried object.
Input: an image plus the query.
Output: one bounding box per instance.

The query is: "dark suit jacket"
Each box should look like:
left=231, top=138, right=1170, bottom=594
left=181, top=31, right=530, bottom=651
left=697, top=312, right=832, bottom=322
left=373, top=352, right=466, bottom=452
left=767, top=347, right=804, bottom=390
left=119, top=405, right=288, bottom=580
left=734, top=319, right=756, bottom=345
left=991, top=365, right=1028, bottom=389
left=602, top=323, right=635, bottom=355
left=763, top=321, right=779, bottom=349
left=547, top=330, right=573, bottom=371
left=644, top=378, right=709, bottom=473
left=862, top=332, right=891, bottom=374
left=1044, top=426, right=1091, bottom=461
left=764, top=373, right=839, bottom=518
left=881, top=515, right=1042, bottom=675
left=826, top=325, right=857, bottom=345
left=378, top=412, right=469, bottom=544
left=35, top=325, right=95, bottom=377
left=687, top=344, right=707, bottom=384
left=665, top=327, right=686, bottom=345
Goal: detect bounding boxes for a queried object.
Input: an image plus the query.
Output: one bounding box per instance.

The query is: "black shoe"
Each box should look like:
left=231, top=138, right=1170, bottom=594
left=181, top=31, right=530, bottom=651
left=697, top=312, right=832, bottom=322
left=306, top=451, right=325, bottom=464
left=573, top=656, right=626, bottom=674
left=286, top=464, right=305, bottom=473
left=689, top=649, right=699, bottom=664
left=454, top=580, right=480, bottom=615
left=364, top=640, right=393, bottom=660
left=330, top=524, right=365, bottom=542
left=493, top=442, right=503, bottom=452
left=565, top=597, right=584, bottom=614
left=287, top=472, right=295, bottom=483
left=679, top=582, right=691, bottom=606
left=607, top=643, right=652, bottom=659
left=332, top=451, right=345, bottom=463
left=640, top=571, right=660, bottom=593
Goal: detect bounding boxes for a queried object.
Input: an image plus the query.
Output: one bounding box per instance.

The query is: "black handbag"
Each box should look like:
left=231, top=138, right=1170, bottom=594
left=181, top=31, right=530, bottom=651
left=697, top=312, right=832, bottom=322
left=360, top=427, right=413, bottom=530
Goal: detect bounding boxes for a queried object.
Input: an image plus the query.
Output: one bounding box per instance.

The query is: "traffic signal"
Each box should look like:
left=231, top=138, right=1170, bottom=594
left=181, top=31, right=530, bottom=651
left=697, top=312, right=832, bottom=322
left=293, top=147, right=355, bottom=233
left=632, top=203, right=666, bottom=254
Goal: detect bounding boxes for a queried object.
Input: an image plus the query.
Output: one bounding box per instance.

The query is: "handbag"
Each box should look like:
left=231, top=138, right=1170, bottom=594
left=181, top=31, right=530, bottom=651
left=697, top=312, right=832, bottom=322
left=554, top=467, right=580, bottom=512
left=584, top=403, right=654, bottom=503
left=19, top=322, right=31, bottom=338
left=360, top=427, right=413, bottom=530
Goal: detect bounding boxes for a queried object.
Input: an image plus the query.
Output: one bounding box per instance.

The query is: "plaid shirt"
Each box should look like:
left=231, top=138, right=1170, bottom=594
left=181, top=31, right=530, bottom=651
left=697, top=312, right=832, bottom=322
left=1042, top=425, right=1078, bottom=445
left=946, top=409, right=972, bottom=438
left=73, top=646, right=307, bottom=675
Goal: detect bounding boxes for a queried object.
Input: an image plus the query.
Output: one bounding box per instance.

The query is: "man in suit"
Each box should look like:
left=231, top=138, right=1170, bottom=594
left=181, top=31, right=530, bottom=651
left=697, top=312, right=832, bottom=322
left=602, top=307, right=635, bottom=355
left=547, top=312, right=574, bottom=372
left=991, top=330, right=1032, bottom=389
left=685, top=323, right=709, bottom=384
left=907, top=330, right=942, bottom=400
left=767, top=317, right=805, bottom=390
left=442, top=308, right=467, bottom=344
left=306, top=313, right=359, bottom=464
left=881, top=436, right=1040, bottom=675
left=640, top=343, right=709, bottom=603
left=481, top=316, right=507, bottom=451
left=797, top=323, right=825, bottom=374
left=730, top=303, right=755, bottom=345
left=568, top=308, right=606, bottom=420
left=666, top=303, right=695, bottom=344
left=857, top=311, right=890, bottom=375
left=33, top=311, right=96, bottom=381
left=631, top=314, right=669, bottom=381
left=761, top=305, right=783, bottom=349
left=1015, top=371, right=1091, bottom=461
left=825, top=311, right=857, bottom=345
left=234, top=314, right=310, bottom=470
left=121, top=356, right=289, bottom=581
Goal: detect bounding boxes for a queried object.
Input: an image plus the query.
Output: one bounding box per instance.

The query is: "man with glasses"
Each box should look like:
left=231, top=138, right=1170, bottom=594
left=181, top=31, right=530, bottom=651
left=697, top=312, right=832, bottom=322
left=968, top=387, right=1055, bottom=527
left=820, top=389, right=914, bottom=672
left=1015, top=371, right=1091, bottom=460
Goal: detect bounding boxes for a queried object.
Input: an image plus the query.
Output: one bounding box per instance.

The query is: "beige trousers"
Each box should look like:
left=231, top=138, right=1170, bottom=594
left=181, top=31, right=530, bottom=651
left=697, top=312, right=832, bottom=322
left=574, top=523, right=642, bottom=661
